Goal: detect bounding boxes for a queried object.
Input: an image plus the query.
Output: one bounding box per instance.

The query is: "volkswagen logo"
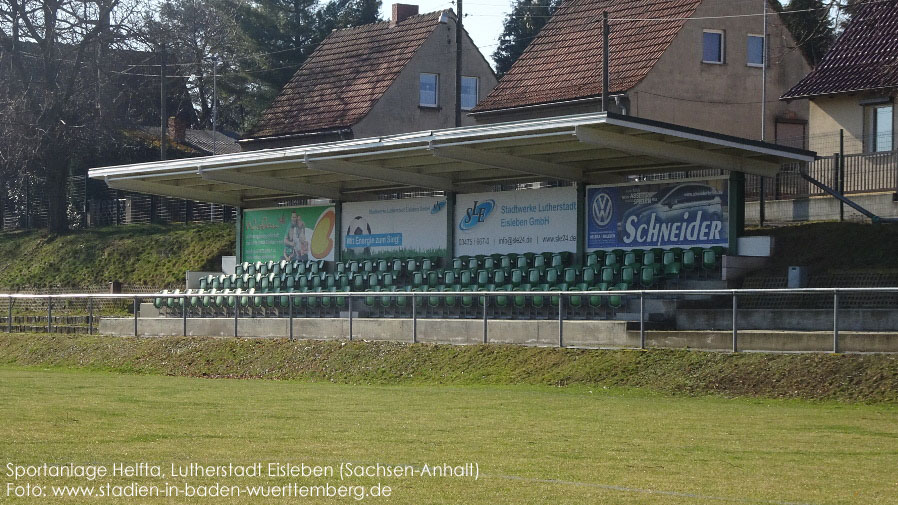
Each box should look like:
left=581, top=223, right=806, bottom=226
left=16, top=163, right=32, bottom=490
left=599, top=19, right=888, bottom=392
left=591, top=192, right=614, bottom=227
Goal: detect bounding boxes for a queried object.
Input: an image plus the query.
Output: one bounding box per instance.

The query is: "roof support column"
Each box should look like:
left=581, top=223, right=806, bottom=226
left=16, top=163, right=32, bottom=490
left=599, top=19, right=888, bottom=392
left=576, top=182, right=586, bottom=267
left=446, top=192, right=457, bottom=262
left=235, top=207, right=244, bottom=264
left=728, top=171, right=745, bottom=256
left=334, top=201, right=343, bottom=263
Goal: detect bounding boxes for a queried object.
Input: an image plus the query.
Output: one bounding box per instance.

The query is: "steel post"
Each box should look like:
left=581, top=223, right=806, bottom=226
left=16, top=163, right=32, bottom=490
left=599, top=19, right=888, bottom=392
left=288, top=293, right=294, bottom=341
left=47, top=297, right=52, bottom=334
left=639, top=292, right=645, bottom=349
left=88, top=297, right=93, bottom=335
left=182, top=295, right=188, bottom=337
left=558, top=295, right=564, bottom=347
left=412, top=293, right=417, bottom=344
left=8, top=296, right=12, bottom=333
left=732, top=293, right=738, bottom=353
left=348, top=295, right=353, bottom=341
left=133, top=297, right=138, bottom=337
left=482, top=294, right=488, bottom=344
left=234, top=302, right=239, bottom=338
left=833, top=290, right=839, bottom=353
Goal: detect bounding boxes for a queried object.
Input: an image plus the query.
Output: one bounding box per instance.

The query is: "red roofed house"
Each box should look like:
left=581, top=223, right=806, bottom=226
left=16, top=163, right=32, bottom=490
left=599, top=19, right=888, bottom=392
left=240, top=4, right=498, bottom=150
left=782, top=0, right=897, bottom=155
left=473, top=0, right=810, bottom=146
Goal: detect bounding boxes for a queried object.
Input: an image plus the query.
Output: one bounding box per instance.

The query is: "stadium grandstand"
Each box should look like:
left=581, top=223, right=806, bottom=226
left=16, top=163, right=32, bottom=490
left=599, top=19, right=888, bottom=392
left=90, top=112, right=818, bottom=340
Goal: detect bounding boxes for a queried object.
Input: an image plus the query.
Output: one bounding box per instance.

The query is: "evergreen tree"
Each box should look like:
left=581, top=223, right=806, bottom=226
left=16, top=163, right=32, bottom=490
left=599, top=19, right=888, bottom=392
left=492, top=0, right=560, bottom=77
left=781, top=0, right=835, bottom=65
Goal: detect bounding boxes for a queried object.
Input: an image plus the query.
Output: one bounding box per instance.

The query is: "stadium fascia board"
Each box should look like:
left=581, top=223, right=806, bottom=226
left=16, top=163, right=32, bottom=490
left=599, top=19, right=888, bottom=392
left=89, top=112, right=818, bottom=202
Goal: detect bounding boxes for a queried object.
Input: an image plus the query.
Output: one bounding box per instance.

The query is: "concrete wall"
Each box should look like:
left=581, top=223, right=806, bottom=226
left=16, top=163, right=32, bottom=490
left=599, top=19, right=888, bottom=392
left=99, top=317, right=631, bottom=348
left=353, top=19, right=498, bottom=136
left=745, top=193, right=898, bottom=224
left=475, top=0, right=810, bottom=142
left=98, top=316, right=898, bottom=353
left=631, top=0, right=810, bottom=142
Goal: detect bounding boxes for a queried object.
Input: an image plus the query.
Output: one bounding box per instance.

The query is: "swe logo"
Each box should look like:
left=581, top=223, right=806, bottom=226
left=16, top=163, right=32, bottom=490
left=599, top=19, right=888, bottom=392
left=459, top=200, right=495, bottom=231
left=591, top=192, right=614, bottom=227
left=431, top=201, right=447, bottom=214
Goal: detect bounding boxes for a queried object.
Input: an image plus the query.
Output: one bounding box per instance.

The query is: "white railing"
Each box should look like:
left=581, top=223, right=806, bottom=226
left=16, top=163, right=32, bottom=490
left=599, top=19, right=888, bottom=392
left=4, top=287, right=898, bottom=353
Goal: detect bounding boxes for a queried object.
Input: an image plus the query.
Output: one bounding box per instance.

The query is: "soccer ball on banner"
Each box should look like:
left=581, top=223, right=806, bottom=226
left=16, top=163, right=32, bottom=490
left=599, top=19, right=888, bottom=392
left=346, top=215, right=372, bottom=256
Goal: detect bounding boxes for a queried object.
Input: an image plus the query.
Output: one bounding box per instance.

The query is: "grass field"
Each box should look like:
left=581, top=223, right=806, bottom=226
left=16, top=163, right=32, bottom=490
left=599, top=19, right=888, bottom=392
left=2, top=366, right=896, bottom=504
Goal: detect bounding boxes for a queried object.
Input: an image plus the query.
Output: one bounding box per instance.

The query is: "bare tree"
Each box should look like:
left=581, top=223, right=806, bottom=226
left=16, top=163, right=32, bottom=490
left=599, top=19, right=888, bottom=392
left=0, top=0, right=142, bottom=233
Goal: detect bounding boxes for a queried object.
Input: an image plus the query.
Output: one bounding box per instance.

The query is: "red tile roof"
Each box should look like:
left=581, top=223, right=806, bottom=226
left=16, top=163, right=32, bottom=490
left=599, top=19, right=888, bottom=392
left=247, top=12, right=445, bottom=139
left=473, top=0, right=701, bottom=113
left=782, top=0, right=898, bottom=100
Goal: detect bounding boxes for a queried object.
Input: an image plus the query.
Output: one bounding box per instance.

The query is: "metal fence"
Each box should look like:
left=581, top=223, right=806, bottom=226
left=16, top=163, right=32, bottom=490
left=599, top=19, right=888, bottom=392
left=3, top=287, right=897, bottom=353
left=746, top=150, right=898, bottom=202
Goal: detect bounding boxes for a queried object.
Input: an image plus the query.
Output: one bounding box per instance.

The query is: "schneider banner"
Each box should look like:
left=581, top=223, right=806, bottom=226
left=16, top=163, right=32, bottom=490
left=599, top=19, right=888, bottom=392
left=242, top=205, right=336, bottom=263
left=586, top=178, right=728, bottom=250
left=341, top=197, right=448, bottom=259
left=455, top=186, right=577, bottom=256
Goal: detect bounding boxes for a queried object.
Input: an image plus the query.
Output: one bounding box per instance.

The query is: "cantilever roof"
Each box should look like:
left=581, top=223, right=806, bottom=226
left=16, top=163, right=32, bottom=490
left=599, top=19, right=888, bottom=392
left=246, top=11, right=448, bottom=140
left=473, top=0, right=702, bottom=113
left=782, top=0, right=898, bottom=100
left=90, top=113, right=815, bottom=209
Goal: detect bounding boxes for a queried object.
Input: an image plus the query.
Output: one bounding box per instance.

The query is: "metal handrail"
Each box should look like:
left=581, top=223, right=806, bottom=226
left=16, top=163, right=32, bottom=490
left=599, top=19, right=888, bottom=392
left=3, top=287, right=896, bottom=354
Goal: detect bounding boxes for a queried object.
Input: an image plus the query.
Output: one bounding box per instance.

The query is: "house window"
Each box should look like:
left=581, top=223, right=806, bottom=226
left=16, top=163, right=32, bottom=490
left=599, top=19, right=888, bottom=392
left=869, top=105, right=894, bottom=152
left=702, top=30, right=725, bottom=64
left=747, top=34, right=765, bottom=67
left=461, top=76, right=479, bottom=110
left=420, top=73, right=439, bottom=107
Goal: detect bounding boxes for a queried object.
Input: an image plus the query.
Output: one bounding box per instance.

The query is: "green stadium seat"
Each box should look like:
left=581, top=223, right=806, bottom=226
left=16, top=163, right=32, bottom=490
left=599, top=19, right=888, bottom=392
left=702, top=249, right=719, bottom=271
left=640, top=266, right=655, bottom=287
left=601, top=267, right=615, bottom=284
left=510, top=269, right=524, bottom=288
left=476, top=270, right=489, bottom=287
left=421, top=259, right=433, bottom=271
left=582, top=268, right=596, bottom=285
left=563, top=268, right=577, bottom=285
left=621, top=266, right=634, bottom=285
left=154, top=290, right=168, bottom=310
left=499, top=256, right=512, bottom=271
left=682, top=250, right=697, bottom=272
left=623, top=251, right=638, bottom=268
left=482, top=257, right=496, bottom=271
left=663, top=250, right=681, bottom=279
left=459, top=270, right=473, bottom=287
left=527, top=268, right=541, bottom=285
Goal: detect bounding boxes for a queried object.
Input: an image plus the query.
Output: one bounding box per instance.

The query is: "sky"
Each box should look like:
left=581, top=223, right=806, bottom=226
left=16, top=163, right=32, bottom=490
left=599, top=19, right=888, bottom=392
left=378, top=0, right=514, bottom=68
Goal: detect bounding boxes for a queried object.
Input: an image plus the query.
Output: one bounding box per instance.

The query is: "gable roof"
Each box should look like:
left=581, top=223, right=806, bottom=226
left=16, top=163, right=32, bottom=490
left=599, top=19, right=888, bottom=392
left=473, top=0, right=702, bottom=113
left=246, top=11, right=447, bottom=140
left=782, top=0, right=898, bottom=100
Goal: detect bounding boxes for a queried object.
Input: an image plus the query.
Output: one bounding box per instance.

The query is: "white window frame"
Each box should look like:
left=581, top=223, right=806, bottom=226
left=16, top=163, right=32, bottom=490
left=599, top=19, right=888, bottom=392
left=746, top=33, right=765, bottom=68
left=702, top=29, right=725, bottom=65
left=460, top=76, right=479, bottom=111
left=419, top=73, right=439, bottom=108
left=867, top=104, right=894, bottom=153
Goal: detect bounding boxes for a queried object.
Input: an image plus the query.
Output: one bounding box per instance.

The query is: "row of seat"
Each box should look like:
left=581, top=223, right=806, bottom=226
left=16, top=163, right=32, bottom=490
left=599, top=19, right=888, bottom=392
left=158, top=248, right=726, bottom=318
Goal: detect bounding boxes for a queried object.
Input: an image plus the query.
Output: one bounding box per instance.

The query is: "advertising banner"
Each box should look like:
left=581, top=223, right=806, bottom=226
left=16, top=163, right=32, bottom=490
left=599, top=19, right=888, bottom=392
left=586, top=178, right=728, bottom=251
left=455, top=186, right=577, bottom=256
left=341, top=197, right=448, bottom=259
left=242, top=205, right=336, bottom=263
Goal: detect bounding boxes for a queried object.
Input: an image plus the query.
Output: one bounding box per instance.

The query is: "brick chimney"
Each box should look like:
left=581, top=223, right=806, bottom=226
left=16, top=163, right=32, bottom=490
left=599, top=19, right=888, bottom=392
left=167, top=116, right=187, bottom=143
left=391, top=3, right=418, bottom=27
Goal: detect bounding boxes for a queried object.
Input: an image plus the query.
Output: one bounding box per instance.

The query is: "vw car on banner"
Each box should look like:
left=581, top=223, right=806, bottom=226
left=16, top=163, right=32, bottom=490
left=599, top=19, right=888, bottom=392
left=341, top=197, right=448, bottom=259
left=586, top=178, right=728, bottom=250
left=242, top=205, right=336, bottom=262
left=455, top=186, right=577, bottom=256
